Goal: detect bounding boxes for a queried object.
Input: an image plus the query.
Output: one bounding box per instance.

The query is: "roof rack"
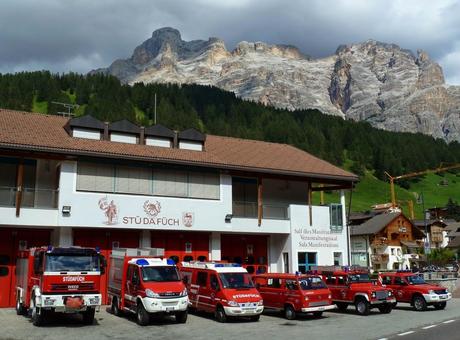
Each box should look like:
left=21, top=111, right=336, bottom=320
left=111, top=247, right=164, bottom=258
left=180, top=261, right=241, bottom=269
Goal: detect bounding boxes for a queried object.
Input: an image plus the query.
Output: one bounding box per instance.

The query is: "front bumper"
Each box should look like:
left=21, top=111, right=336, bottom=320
left=301, top=304, right=336, bottom=313
left=39, top=294, right=102, bottom=313
left=370, top=298, right=396, bottom=305
left=142, top=295, right=188, bottom=313
left=423, top=293, right=452, bottom=303
left=223, top=305, right=264, bottom=316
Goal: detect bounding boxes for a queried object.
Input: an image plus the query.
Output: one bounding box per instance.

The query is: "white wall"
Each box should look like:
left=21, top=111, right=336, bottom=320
left=146, top=137, right=172, bottom=148
left=73, top=128, right=101, bottom=140
left=179, top=140, right=203, bottom=151
left=110, top=133, right=137, bottom=144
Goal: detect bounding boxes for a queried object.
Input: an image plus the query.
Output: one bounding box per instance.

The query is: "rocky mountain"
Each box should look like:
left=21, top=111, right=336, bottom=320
left=93, top=27, right=460, bottom=143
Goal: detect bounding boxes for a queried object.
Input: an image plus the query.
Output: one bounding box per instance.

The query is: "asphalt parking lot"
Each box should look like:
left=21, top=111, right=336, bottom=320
left=2, top=299, right=460, bottom=340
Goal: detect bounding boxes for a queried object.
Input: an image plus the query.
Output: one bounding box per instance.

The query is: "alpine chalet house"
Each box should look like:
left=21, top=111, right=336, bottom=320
left=350, top=212, right=425, bottom=271
left=0, top=109, right=358, bottom=306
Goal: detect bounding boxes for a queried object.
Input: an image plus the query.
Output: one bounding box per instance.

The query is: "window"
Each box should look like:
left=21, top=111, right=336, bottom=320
left=115, top=166, right=152, bottom=195
left=132, top=267, right=140, bottom=283
left=330, top=204, right=343, bottom=232
left=77, top=162, right=114, bottom=192
left=283, top=252, right=289, bottom=273
left=391, top=248, right=395, bottom=255
left=267, top=278, right=282, bottom=288
left=196, top=271, right=208, bottom=286
left=232, top=177, right=257, bottom=217
left=210, top=274, right=219, bottom=290
left=298, top=252, right=317, bottom=273
left=337, top=276, right=346, bottom=285
left=0, top=267, right=8, bottom=276
left=326, top=276, right=336, bottom=285
left=334, top=252, right=343, bottom=266
left=286, top=279, right=298, bottom=290
left=381, top=276, right=392, bottom=285
left=394, top=276, right=405, bottom=285
left=76, top=162, right=220, bottom=200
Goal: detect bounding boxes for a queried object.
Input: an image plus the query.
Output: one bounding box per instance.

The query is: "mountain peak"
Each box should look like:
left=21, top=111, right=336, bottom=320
left=151, top=27, right=182, bottom=40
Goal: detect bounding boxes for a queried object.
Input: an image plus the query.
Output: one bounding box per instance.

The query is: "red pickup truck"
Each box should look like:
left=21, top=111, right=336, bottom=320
left=254, top=273, right=335, bottom=319
left=379, top=271, right=452, bottom=311
left=315, top=267, right=395, bottom=316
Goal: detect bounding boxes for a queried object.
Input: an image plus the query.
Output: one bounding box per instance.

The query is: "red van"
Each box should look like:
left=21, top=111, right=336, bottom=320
left=253, top=273, right=335, bottom=319
left=180, top=262, right=264, bottom=322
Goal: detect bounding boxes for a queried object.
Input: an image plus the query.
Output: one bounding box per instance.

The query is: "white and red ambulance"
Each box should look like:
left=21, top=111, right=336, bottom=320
left=180, top=262, right=264, bottom=322
left=108, top=248, right=189, bottom=325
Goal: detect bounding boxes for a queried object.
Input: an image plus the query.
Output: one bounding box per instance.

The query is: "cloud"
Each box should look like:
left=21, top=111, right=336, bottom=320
left=0, top=0, right=459, bottom=84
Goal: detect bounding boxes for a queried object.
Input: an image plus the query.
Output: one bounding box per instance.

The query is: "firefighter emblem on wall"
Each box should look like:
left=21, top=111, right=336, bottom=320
left=182, top=212, right=194, bottom=227
left=143, top=200, right=161, bottom=217
left=98, top=197, right=118, bottom=225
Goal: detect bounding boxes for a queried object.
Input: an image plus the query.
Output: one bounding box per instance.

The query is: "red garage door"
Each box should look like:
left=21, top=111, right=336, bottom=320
left=0, top=228, right=51, bottom=308
left=221, top=234, right=268, bottom=265
left=151, top=231, right=209, bottom=263
left=73, top=229, right=140, bottom=304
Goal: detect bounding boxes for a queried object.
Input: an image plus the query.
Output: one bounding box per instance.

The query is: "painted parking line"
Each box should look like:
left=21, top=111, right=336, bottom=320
left=397, top=331, right=415, bottom=336
left=442, top=320, right=455, bottom=324
left=422, top=325, right=437, bottom=330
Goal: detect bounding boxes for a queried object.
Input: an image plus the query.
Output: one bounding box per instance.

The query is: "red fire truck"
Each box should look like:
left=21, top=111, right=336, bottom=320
left=15, top=246, right=104, bottom=326
left=108, top=248, right=189, bottom=326
left=253, top=273, right=335, bottom=319
left=180, top=262, right=264, bottom=322
left=379, top=271, right=452, bottom=311
left=313, top=266, right=395, bottom=316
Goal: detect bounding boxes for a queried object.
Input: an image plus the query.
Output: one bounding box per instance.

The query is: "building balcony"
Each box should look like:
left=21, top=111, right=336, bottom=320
left=232, top=201, right=289, bottom=220
left=371, top=253, right=389, bottom=263
left=0, top=186, right=59, bottom=209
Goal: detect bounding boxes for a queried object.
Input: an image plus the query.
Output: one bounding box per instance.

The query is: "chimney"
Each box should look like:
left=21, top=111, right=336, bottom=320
left=173, top=130, right=179, bottom=148
left=139, top=126, right=145, bottom=145
left=103, top=122, right=109, bottom=140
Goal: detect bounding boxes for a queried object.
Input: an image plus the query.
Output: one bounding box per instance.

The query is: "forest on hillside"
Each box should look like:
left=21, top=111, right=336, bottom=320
left=1, top=71, right=460, bottom=183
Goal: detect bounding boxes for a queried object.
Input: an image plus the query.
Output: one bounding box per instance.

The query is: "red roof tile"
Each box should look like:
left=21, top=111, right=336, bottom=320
left=0, top=109, right=357, bottom=182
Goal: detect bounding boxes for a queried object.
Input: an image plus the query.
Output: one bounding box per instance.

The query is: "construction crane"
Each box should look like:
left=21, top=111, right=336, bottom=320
left=385, top=163, right=460, bottom=209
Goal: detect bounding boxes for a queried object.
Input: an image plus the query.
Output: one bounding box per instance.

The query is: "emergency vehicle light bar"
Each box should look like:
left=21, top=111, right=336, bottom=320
left=111, top=247, right=164, bottom=258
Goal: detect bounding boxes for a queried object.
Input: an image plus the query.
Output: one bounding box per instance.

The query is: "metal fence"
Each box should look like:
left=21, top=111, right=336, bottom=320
left=232, top=201, right=290, bottom=220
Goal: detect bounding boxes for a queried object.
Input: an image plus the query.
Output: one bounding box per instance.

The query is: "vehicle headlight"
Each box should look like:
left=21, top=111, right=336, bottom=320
left=428, top=290, right=435, bottom=295
left=44, top=298, right=55, bottom=306
left=305, top=296, right=309, bottom=301
left=89, top=297, right=100, bottom=305
left=371, top=292, right=376, bottom=298
left=445, top=288, right=449, bottom=293
left=328, top=294, right=332, bottom=299
left=228, top=300, right=239, bottom=307
left=258, top=300, right=264, bottom=306
left=181, top=288, right=188, bottom=297
left=388, top=291, right=392, bottom=297
left=145, top=289, right=159, bottom=298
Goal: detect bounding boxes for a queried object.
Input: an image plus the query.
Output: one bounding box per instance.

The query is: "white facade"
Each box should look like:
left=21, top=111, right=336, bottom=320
left=145, top=137, right=172, bottom=148
left=110, top=132, right=137, bottom=144
left=179, top=140, right=203, bottom=151
left=72, top=128, right=101, bottom=140
left=1, top=159, right=351, bottom=273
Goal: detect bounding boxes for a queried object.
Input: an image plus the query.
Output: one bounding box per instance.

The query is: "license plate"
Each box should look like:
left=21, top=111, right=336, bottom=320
left=440, top=296, right=447, bottom=299
left=317, top=307, right=325, bottom=311
left=165, top=307, right=174, bottom=312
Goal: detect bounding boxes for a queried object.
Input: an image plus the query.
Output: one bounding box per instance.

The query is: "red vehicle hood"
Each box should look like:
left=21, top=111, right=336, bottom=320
left=350, top=283, right=388, bottom=292
left=303, top=288, right=331, bottom=298
left=224, top=288, right=262, bottom=303
left=407, top=283, right=445, bottom=292
left=142, top=281, right=185, bottom=294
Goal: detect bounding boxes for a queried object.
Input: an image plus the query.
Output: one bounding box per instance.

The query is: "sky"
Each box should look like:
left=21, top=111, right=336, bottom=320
left=1, top=0, right=460, bottom=84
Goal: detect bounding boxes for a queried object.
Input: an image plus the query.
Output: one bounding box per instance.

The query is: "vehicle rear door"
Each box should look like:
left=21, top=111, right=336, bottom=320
left=124, top=265, right=136, bottom=309
left=264, top=277, right=283, bottom=309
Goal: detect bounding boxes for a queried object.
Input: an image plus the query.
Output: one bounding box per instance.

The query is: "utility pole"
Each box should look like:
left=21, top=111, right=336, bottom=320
left=154, top=93, right=157, bottom=125
left=52, top=102, right=79, bottom=117
left=421, top=192, right=431, bottom=262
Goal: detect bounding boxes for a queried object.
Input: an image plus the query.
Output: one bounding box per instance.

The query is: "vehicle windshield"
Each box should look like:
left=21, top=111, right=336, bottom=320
left=141, top=266, right=180, bottom=282
left=219, top=272, right=254, bottom=289
left=407, top=275, right=426, bottom=285
left=299, top=276, right=327, bottom=290
left=349, top=273, right=371, bottom=283
left=45, top=254, right=100, bottom=272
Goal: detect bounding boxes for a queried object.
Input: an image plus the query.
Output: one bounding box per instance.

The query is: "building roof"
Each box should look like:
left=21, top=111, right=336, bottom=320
left=351, top=212, right=401, bottom=236
left=447, top=236, right=460, bottom=249
left=109, top=119, right=140, bottom=134
left=65, top=114, right=105, bottom=131
left=144, top=124, right=175, bottom=138
left=0, top=109, right=358, bottom=182
left=178, top=128, right=206, bottom=142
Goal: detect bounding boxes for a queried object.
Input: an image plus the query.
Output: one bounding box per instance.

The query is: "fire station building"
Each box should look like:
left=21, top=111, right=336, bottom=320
left=0, top=109, right=358, bottom=306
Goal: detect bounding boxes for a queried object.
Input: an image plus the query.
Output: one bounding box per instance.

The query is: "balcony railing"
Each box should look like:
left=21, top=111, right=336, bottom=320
left=232, top=201, right=289, bottom=220
left=0, top=186, right=59, bottom=209
left=371, top=254, right=389, bottom=263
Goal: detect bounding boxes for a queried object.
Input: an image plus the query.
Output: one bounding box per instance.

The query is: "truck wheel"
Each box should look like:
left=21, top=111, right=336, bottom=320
left=31, top=304, right=45, bottom=327
left=284, top=305, right=296, bottom=320
left=378, top=304, right=392, bottom=314
left=434, top=302, right=447, bottom=310
left=175, top=310, right=188, bottom=323
left=313, top=311, right=323, bottom=318
left=16, top=298, right=25, bottom=315
left=250, top=315, right=260, bottom=322
left=136, top=302, right=150, bottom=326
left=111, top=297, right=121, bottom=316
left=413, top=295, right=427, bottom=311
left=215, top=305, right=227, bottom=323
left=336, top=302, right=348, bottom=311
left=82, top=308, right=95, bottom=325
left=355, top=298, right=370, bottom=316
